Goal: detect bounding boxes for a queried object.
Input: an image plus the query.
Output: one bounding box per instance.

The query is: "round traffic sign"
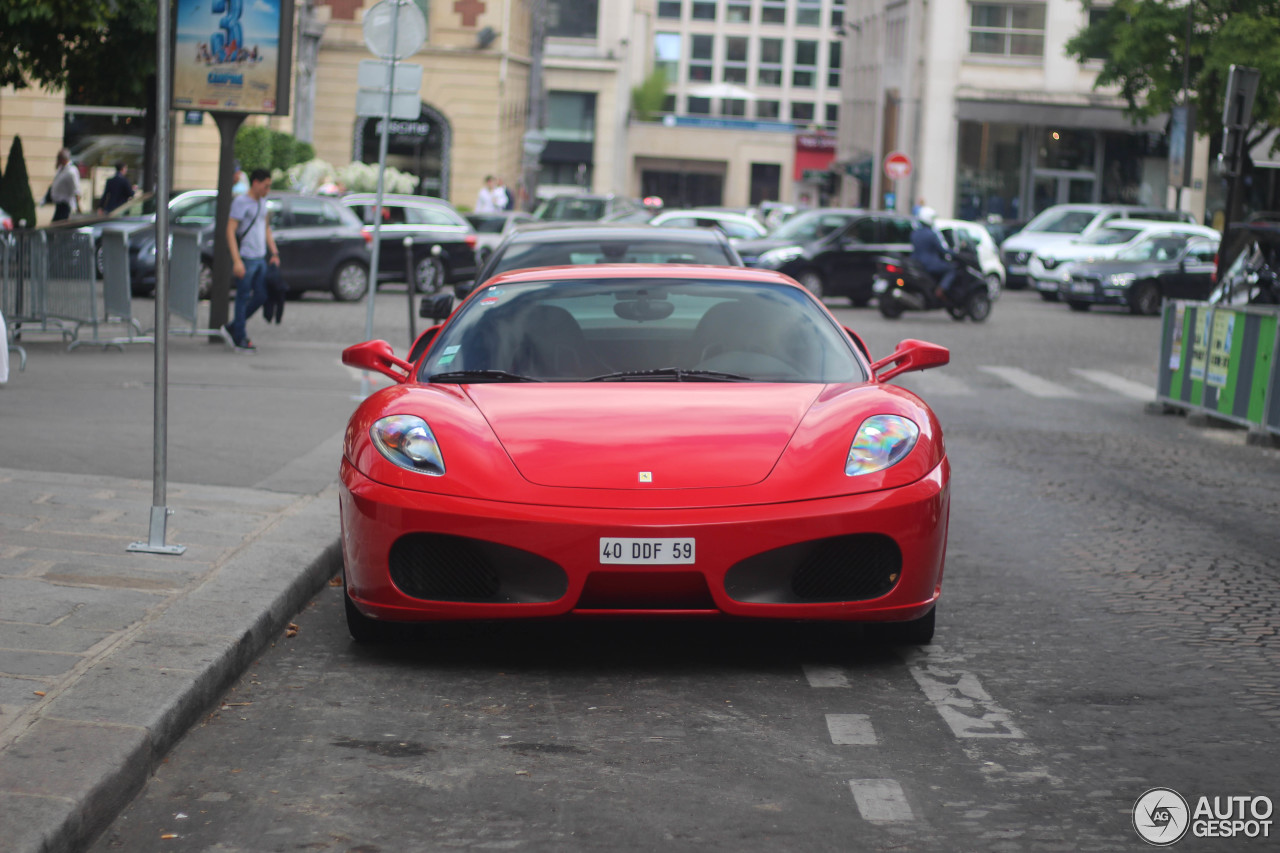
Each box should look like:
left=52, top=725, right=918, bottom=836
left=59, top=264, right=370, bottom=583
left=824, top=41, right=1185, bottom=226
left=883, top=151, right=912, bottom=181
left=363, top=0, right=428, bottom=60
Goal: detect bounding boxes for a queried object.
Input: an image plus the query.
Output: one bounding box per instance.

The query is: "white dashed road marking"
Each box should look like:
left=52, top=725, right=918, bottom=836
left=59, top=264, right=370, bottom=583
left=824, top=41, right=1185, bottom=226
left=802, top=664, right=850, bottom=688
left=1070, top=368, right=1155, bottom=401
left=979, top=366, right=1079, bottom=398
left=826, top=714, right=877, bottom=745
left=902, top=647, right=1025, bottom=739
left=894, top=371, right=975, bottom=397
left=848, top=779, right=914, bottom=822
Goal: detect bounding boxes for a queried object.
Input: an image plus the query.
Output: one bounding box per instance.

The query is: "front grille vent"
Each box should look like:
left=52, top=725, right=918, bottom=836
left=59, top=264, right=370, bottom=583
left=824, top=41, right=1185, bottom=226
left=388, top=533, right=568, bottom=603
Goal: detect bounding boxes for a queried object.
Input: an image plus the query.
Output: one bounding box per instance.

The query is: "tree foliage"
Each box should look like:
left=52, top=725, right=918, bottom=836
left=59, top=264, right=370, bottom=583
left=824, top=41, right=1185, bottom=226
left=631, top=69, right=669, bottom=122
left=235, top=126, right=316, bottom=174
left=1, top=0, right=157, bottom=107
left=1065, top=0, right=1280, bottom=148
left=0, top=136, right=38, bottom=229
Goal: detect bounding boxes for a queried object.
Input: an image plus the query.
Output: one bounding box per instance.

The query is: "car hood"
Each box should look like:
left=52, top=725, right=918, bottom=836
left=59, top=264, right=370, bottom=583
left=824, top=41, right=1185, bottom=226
left=733, top=237, right=810, bottom=257
left=1069, top=259, right=1167, bottom=276
left=1000, top=232, right=1079, bottom=253
left=465, top=384, right=821, bottom=489
left=1039, top=241, right=1128, bottom=262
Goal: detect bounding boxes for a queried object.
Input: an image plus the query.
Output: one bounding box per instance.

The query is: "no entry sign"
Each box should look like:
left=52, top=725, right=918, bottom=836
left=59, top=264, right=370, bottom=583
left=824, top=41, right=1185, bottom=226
left=883, top=151, right=912, bottom=181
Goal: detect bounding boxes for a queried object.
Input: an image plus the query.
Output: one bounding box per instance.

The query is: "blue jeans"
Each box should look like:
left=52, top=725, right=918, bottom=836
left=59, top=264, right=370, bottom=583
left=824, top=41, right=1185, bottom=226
left=229, top=257, right=268, bottom=344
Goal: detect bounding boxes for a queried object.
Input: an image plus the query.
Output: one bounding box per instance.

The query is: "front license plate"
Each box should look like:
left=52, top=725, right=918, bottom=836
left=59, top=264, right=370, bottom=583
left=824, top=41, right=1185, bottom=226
left=600, top=538, right=695, bottom=564
left=1070, top=281, right=1094, bottom=294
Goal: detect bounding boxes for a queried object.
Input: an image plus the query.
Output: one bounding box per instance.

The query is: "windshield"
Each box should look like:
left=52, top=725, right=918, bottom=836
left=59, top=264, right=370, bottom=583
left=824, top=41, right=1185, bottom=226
left=1116, top=236, right=1188, bottom=262
left=534, top=196, right=608, bottom=221
left=770, top=210, right=855, bottom=242
left=1080, top=226, right=1143, bottom=246
left=1024, top=209, right=1098, bottom=234
left=488, top=238, right=734, bottom=278
left=421, top=276, right=864, bottom=383
left=113, top=195, right=161, bottom=218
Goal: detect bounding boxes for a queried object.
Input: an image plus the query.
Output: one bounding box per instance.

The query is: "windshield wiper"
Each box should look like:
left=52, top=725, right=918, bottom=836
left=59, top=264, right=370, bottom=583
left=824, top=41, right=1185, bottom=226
left=587, top=368, right=752, bottom=382
left=428, top=369, right=544, bottom=383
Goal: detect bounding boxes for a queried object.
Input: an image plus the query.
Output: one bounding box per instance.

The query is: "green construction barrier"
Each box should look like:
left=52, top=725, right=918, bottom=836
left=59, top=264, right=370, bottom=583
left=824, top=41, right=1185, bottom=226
left=1157, top=301, right=1280, bottom=437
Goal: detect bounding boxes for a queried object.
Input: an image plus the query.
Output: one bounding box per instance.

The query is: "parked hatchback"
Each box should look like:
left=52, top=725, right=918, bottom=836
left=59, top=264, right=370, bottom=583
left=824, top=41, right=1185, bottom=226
left=735, top=208, right=914, bottom=304
left=342, top=193, right=478, bottom=294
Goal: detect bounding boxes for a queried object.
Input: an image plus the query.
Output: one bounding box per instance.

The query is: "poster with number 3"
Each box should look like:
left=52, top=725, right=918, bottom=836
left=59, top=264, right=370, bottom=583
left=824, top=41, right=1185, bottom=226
left=173, top=0, right=291, bottom=114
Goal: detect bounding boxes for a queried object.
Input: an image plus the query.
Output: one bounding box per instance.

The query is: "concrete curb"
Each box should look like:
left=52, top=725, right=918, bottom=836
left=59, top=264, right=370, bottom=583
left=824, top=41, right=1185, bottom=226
left=0, top=486, right=343, bottom=853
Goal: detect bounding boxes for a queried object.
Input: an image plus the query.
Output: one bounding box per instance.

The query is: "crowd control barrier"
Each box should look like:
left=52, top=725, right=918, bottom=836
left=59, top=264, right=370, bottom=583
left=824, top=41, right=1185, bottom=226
left=168, top=229, right=232, bottom=347
left=1155, top=300, right=1280, bottom=442
left=96, top=230, right=153, bottom=349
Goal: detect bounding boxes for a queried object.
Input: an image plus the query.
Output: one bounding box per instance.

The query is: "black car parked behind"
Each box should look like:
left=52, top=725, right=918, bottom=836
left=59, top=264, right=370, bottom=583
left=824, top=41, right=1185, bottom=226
left=342, top=193, right=478, bottom=294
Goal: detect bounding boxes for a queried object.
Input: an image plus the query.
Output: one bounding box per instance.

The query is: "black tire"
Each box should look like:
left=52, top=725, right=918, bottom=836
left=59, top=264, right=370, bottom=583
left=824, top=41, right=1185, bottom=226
left=878, top=297, right=904, bottom=319
left=850, top=296, right=870, bottom=308
left=948, top=305, right=967, bottom=321
left=795, top=269, right=825, bottom=299
left=344, top=583, right=405, bottom=644
left=1039, top=291, right=1059, bottom=302
left=1067, top=300, right=1091, bottom=312
left=1129, top=280, right=1161, bottom=316
left=331, top=260, right=370, bottom=302
left=985, top=272, right=1002, bottom=300
left=872, top=606, right=936, bottom=645
left=198, top=260, right=213, bottom=300
left=415, top=255, right=446, bottom=294
left=966, top=290, right=991, bottom=322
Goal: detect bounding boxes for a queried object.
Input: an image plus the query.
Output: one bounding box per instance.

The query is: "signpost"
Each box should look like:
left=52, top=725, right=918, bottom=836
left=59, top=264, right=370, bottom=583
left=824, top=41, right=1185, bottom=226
left=883, top=151, right=912, bottom=182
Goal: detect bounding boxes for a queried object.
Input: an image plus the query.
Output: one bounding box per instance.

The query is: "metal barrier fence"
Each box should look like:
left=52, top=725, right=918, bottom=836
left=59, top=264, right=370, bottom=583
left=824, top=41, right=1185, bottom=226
left=1155, top=300, right=1280, bottom=441
left=169, top=229, right=232, bottom=347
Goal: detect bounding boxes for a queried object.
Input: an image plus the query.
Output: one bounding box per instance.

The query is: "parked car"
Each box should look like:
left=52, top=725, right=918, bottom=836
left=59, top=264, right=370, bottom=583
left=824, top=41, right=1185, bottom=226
left=1027, top=220, right=1220, bottom=300
left=465, top=211, right=534, bottom=266
left=936, top=217, right=1006, bottom=299
left=1211, top=225, right=1280, bottom=306
left=735, top=208, right=914, bottom=304
left=340, top=263, right=950, bottom=644
left=649, top=209, right=769, bottom=242
left=342, top=193, right=478, bottom=294
left=532, top=193, right=644, bottom=223
left=1061, top=233, right=1220, bottom=314
left=1000, top=204, right=1196, bottom=289
left=129, top=192, right=371, bottom=300
left=472, top=223, right=743, bottom=287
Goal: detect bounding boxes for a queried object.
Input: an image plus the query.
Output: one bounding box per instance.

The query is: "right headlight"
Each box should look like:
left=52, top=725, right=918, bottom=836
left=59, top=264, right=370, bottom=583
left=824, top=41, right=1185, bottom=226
left=846, top=415, right=919, bottom=477
left=371, top=415, right=445, bottom=476
left=757, top=246, right=804, bottom=268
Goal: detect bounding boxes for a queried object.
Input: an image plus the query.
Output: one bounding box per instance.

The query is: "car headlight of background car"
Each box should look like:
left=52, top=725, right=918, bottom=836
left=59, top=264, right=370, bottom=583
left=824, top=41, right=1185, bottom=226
left=1105, top=272, right=1137, bottom=287
left=371, top=415, right=445, bottom=476
left=756, top=246, right=804, bottom=268
left=846, top=415, right=919, bottom=476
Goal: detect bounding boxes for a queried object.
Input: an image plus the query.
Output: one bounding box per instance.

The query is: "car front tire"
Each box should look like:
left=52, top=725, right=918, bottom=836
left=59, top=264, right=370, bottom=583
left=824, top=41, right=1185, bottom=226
left=344, top=583, right=404, bottom=644
left=795, top=269, right=826, bottom=299
left=1129, top=280, right=1161, bottom=316
left=332, top=260, right=370, bottom=302
left=415, top=255, right=445, bottom=294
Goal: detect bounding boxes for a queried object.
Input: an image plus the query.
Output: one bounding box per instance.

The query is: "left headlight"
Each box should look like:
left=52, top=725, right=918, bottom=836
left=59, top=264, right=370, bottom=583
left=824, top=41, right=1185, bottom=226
left=757, top=246, right=804, bottom=268
left=1105, top=272, right=1137, bottom=287
left=371, top=415, right=445, bottom=476
left=846, top=415, right=919, bottom=476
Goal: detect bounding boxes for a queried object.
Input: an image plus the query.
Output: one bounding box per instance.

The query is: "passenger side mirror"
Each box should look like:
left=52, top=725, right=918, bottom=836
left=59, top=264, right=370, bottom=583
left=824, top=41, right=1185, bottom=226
left=419, top=292, right=454, bottom=320
left=341, top=339, right=413, bottom=384
left=869, top=339, right=950, bottom=383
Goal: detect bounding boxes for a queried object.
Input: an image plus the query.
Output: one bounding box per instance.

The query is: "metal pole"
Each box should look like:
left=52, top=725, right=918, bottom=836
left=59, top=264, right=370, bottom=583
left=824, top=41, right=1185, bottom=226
left=359, top=0, right=402, bottom=397
left=130, top=0, right=185, bottom=555
left=403, top=236, right=417, bottom=346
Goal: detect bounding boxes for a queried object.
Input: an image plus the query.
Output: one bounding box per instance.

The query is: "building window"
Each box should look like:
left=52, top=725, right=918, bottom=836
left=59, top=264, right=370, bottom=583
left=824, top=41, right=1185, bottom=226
left=1085, top=5, right=1111, bottom=60
left=662, top=94, right=677, bottom=113
left=692, top=1, right=716, bottom=21
left=756, top=99, right=780, bottom=119
left=722, top=99, right=748, bottom=117
left=825, top=103, right=839, bottom=128
left=969, top=3, right=1046, bottom=57
left=831, top=0, right=845, bottom=28
left=727, top=1, right=751, bottom=23
left=828, top=41, right=842, bottom=88
left=658, top=0, right=682, bottom=19
left=758, top=38, right=783, bottom=86
left=689, top=34, right=713, bottom=83
left=761, top=0, right=786, bottom=24
left=688, top=96, right=711, bottom=115
left=793, top=40, right=818, bottom=88
left=547, top=0, right=599, bottom=38
left=796, top=0, right=822, bottom=26
left=655, top=32, right=681, bottom=83
left=547, top=91, right=596, bottom=143
left=791, top=102, right=815, bottom=123
left=724, top=36, right=748, bottom=84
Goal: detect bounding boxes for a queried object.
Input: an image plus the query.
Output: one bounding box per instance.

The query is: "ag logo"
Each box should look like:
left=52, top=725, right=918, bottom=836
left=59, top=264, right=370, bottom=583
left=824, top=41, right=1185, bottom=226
left=1134, top=787, right=1191, bottom=846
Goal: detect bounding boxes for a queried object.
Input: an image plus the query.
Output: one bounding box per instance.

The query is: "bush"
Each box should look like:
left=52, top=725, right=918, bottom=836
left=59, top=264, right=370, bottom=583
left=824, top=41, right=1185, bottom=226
left=235, top=125, right=315, bottom=175
left=0, top=136, right=38, bottom=229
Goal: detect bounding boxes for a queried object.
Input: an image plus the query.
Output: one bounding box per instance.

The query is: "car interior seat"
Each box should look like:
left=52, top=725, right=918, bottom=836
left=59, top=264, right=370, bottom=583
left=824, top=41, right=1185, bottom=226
left=509, top=304, right=604, bottom=379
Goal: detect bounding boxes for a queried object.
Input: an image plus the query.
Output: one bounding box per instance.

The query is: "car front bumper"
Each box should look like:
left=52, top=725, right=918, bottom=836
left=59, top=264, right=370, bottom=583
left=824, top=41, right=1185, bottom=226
left=339, top=458, right=949, bottom=625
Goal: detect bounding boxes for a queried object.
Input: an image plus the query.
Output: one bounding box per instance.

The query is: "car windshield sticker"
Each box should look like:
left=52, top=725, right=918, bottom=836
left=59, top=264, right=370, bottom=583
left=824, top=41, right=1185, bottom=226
left=479, top=296, right=500, bottom=306
left=442, top=345, right=460, bottom=356
left=438, top=352, right=457, bottom=366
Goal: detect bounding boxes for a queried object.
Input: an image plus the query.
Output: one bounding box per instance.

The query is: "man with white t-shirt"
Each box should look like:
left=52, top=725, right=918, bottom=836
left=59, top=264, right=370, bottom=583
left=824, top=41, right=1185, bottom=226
left=224, top=169, right=280, bottom=351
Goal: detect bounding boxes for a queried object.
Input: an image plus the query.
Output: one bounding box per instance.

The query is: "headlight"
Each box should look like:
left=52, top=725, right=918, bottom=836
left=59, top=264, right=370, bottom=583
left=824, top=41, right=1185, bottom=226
left=371, top=415, right=445, bottom=476
left=757, top=246, right=803, bottom=268
left=145, top=244, right=156, bottom=257
left=846, top=415, right=919, bottom=476
left=1106, top=272, right=1137, bottom=287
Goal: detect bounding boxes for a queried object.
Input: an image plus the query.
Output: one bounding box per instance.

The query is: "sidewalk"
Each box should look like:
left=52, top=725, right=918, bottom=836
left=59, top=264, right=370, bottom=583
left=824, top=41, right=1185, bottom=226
left=0, top=322, right=369, bottom=853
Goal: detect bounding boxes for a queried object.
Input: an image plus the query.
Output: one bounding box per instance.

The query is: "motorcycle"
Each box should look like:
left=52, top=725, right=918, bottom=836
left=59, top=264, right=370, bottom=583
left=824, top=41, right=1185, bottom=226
left=872, top=244, right=991, bottom=322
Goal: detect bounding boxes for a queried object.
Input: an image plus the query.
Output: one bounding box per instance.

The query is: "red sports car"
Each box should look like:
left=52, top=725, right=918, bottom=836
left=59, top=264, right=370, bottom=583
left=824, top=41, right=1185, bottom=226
left=340, top=264, right=950, bottom=644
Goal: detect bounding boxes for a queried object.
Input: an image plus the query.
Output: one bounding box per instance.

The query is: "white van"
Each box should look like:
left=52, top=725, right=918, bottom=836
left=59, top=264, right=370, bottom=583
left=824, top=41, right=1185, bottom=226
left=1000, top=204, right=1195, bottom=288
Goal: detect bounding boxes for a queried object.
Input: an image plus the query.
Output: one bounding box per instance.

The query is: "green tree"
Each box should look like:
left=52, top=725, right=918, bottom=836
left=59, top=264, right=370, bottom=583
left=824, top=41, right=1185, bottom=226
left=631, top=69, right=669, bottom=122
left=1, top=0, right=157, bottom=107
left=1065, top=0, right=1280, bottom=152
left=0, top=136, right=38, bottom=229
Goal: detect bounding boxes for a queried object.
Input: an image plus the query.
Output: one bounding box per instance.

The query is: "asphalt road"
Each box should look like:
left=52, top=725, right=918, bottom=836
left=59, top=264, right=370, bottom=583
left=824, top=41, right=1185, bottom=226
left=85, top=289, right=1280, bottom=852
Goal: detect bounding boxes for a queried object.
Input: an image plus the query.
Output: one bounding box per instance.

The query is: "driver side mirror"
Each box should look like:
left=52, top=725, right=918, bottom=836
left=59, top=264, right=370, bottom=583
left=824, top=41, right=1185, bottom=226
left=341, top=339, right=413, bottom=384
left=869, top=339, right=950, bottom=383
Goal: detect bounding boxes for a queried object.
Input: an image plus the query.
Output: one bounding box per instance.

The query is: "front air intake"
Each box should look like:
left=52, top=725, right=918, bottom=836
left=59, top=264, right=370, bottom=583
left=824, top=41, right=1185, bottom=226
left=724, top=534, right=902, bottom=604
left=388, top=533, right=568, bottom=603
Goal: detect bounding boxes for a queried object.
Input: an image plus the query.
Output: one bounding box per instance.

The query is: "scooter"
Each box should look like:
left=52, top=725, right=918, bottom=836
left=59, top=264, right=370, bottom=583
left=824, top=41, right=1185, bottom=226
left=873, top=245, right=992, bottom=322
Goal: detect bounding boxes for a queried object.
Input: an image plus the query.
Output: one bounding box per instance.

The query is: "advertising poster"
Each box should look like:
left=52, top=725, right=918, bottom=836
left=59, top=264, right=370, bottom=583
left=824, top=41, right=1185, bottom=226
left=173, top=0, right=283, bottom=114
left=1170, top=303, right=1185, bottom=370
left=1189, top=309, right=1210, bottom=381
left=1206, top=311, right=1235, bottom=388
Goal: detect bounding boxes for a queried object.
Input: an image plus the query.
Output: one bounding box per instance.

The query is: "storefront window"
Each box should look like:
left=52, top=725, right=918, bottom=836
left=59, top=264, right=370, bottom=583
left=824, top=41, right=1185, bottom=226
left=955, top=120, right=1024, bottom=222
left=1100, top=131, right=1169, bottom=207
left=1037, top=128, right=1095, bottom=171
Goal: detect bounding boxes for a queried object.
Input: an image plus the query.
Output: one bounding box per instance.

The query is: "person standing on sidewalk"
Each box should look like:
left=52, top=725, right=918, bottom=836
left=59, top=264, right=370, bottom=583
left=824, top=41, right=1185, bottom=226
left=49, top=148, right=81, bottom=222
left=224, top=169, right=279, bottom=351
left=99, top=162, right=135, bottom=214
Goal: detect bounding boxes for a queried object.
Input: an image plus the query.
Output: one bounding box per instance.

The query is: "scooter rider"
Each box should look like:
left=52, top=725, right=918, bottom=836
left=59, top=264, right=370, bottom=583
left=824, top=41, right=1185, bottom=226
left=910, top=207, right=955, bottom=302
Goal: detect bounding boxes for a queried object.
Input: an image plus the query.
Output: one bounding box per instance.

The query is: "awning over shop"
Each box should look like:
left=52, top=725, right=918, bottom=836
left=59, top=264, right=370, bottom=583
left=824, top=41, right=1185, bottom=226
left=955, top=98, right=1166, bottom=133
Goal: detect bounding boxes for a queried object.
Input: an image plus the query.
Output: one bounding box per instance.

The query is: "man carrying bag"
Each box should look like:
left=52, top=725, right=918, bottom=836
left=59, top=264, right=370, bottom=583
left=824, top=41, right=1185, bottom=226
left=224, top=169, right=280, bottom=351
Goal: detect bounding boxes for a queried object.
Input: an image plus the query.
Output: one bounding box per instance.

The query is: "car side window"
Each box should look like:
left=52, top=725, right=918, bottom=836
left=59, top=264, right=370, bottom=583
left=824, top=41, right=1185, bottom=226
left=173, top=198, right=216, bottom=226
left=1185, top=241, right=1217, bottom=264
left=660, top=217, right=697, bottom=228
left=882, top=218, right=913, bottom=244
left=844, top=218, right=877, bottom=243
left=407, top=206, right=462, bottom=226
left=267, top=200, right=285, bottom=229
left=290, top=198, right=340, bottom=227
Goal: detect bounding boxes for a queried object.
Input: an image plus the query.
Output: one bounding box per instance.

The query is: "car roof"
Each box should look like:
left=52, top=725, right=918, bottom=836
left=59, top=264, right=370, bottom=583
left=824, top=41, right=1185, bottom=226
left=340, top=193, right=454, bottom=207
left=1094, top=219, right=1217, bottom=234
left=500, top=223, right=731, bottom=242
left=479, top=262, right=800, bottom=288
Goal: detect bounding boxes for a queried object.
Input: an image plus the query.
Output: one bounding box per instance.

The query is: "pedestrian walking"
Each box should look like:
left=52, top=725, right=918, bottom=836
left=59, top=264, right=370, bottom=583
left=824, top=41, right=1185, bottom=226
left=475, top=175, right=500, bottom=213
left=493, top=177, right=510, bottom=212
left=47, top=148, right=81, bottom=222
left=224, top=169, right=280, bottom=351
left=99, top=162, right=135, bottom=214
